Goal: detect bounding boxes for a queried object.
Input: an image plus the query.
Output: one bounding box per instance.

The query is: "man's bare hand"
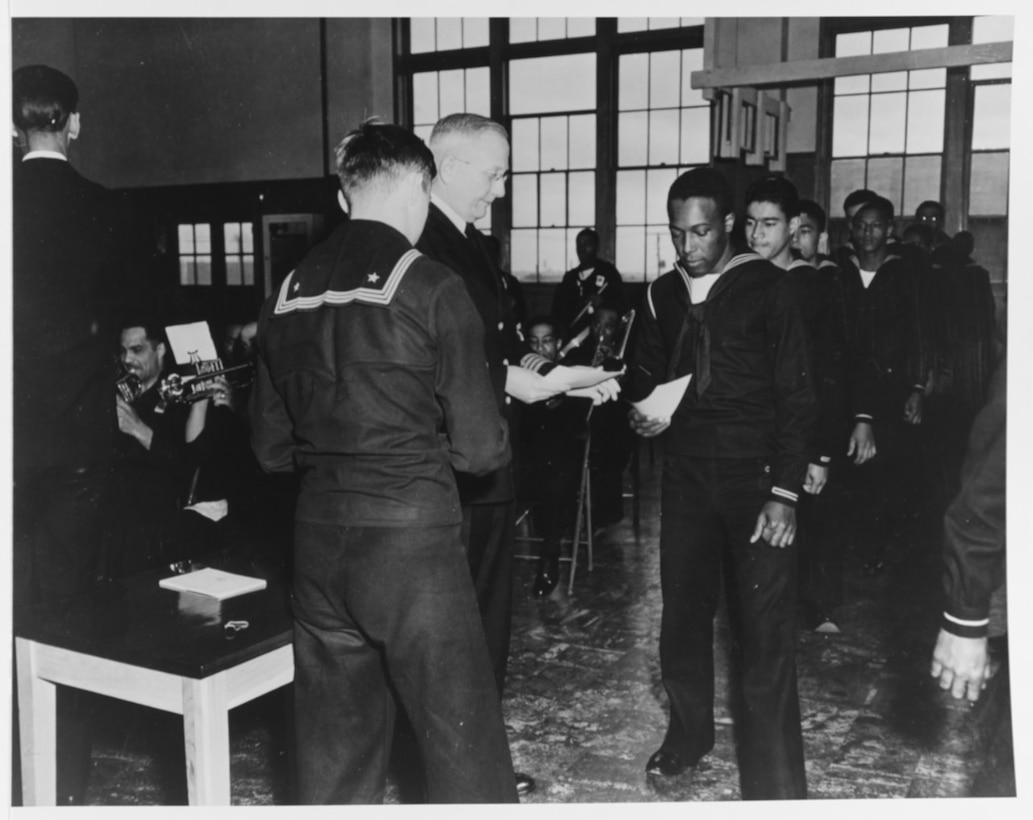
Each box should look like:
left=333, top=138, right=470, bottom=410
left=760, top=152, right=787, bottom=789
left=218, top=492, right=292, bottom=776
left=628, top=407, right=670, bottom=438
left=803, top=463, right=829, bottom=495
left=904, top=390, right=923, bottom=425
left=116, top=395, right=154, bottom=450
left=568, top=377, right=621, bottom=405
left=846, top=421, right=876, bottom=465
left=750, top=501, right=796, bottom=548
left=930, top=629, right=990, bottom=702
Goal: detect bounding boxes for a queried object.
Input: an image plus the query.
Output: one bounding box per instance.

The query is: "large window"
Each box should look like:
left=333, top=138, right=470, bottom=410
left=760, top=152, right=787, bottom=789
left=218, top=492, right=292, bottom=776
left=509, top=53, right=597, bottom=280
left=830, top=23, right=949, bottom=218
left=968, top=15, right=1011, bottom=218
left=616, top=48, right=708, bottom=280
left=401, top=17, right=706, bottom=282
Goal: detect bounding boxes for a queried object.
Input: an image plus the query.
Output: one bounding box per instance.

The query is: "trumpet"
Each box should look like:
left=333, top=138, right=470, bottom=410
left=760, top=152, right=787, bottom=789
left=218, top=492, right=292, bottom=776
left=158, top=362, right=254, bottom=406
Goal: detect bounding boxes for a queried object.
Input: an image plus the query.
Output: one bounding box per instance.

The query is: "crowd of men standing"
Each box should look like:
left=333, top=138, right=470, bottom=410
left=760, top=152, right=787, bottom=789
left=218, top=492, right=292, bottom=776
left=12, top=62, right=1002, bottom=805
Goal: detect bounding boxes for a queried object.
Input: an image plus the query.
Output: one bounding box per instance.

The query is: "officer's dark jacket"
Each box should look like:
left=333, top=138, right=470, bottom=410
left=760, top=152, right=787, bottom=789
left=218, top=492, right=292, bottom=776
left=627, top=252, right=816, bottom=506
left=250, top=219, right=509, bottom=528
left=417, top=203, right=550, bottom=505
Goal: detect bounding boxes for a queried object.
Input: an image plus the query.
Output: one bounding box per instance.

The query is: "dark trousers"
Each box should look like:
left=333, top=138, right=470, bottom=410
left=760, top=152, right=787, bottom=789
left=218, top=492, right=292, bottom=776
left=797, top=464, right=845, bottom=613
left=658, top=456, right=807, bottom=800
left=460, top=501, right=516, bottom=695
left=291, top=521, right=517, bottom=804
left=843, top=414, right=922, bottom=564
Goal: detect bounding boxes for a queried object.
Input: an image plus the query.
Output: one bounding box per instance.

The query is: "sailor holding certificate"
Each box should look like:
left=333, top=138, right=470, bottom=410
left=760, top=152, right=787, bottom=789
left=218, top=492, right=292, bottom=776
left=625, top=168, right=816, bottom=800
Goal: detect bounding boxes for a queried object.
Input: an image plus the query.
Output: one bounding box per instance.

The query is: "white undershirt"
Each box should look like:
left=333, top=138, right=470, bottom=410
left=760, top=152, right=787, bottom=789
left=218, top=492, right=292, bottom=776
left=687, top=272, right=721, bottom=304
left=859, top=268, right=878, bottom=289
left=22, top=150, right=67, bottom=162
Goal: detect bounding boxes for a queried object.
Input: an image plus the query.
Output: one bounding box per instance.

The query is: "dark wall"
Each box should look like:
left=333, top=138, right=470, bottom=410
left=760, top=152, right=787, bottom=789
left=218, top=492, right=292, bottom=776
left=11, top=18, right=395, bottom=189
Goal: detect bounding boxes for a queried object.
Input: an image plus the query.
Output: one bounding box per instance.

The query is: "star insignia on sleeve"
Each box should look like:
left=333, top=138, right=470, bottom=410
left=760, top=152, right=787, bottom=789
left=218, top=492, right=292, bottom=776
left=367, top=273, right=380, bottom=284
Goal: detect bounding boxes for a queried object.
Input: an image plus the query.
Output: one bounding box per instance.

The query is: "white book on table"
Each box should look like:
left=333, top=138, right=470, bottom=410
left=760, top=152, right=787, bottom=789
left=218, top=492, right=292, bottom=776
left=159, top=568, right=267, bottom=601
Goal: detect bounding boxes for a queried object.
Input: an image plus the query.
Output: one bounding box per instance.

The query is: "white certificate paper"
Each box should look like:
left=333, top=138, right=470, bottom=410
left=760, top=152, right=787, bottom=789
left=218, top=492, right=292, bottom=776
left=630, top=374, right=692, bottom=421
left=543, top=364, right=621, bottom=391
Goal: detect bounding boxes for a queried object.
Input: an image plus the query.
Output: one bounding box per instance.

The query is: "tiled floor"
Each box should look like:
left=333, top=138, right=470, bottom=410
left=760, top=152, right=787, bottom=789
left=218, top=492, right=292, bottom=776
left=54, top=443, right=1014, bottom=805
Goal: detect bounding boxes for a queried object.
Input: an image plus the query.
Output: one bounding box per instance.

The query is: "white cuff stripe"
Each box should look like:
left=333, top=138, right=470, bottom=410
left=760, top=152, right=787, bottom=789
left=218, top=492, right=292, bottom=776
left=771, top=487, right=798, bottom=502
left=944, top=612, right=989, bottom=627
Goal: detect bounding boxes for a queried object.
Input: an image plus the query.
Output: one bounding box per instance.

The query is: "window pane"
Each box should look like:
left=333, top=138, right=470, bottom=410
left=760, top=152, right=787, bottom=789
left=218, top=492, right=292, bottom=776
left=226, top=257, right=241, bottom=286
left=463, top=18, right=489, bottom=48
left=910, top=24, right=949, bottom=50
left=569, top=115, right=596, bottom=169
left=650, top=18, right=680, bottom=31
left=539, top=228, right=567, bottom=279
left=412, top=73, right=438, bottom=125
left=539, top=173, right=567, bottom=227
left=646, top=168, right=678, bottom=225
left=681, top=49, right=705, bottom=107
left=973, top=15, right=1014, bottom=43
left=178, top=224, right=195, bottom=253
left=436, top=18, right=462, bottom=51
left=649, top=109, right=680, bottom=166
left=509, top=17, right=536, bottom=44
left=903, top=155, right=941, bottom=216
left=868, top=92, right=906, bottom=155
left=224, top=223, right=241, bottom=254
left=179, top=257, right=195, bottom=286
left=196, top=255, right=212, bottom=286
left=511, top=174, right=538, bottom=227
left=540, top=117, right=568, bottom=171
left=908, top=68, right=945, bottom=90
left=969, top=152, right=1009, bottom=216
left=616, top=226, right=645, bottom=279
left=830, top=158, right=868, bottom=214
left=873, top=28, right=909, bottom=54
left=619, top=111, right=649, bottom=166
left=835, top=75, right=870, bottom=95
left=836, top=31, right=872, bottom=58
left=867, top=157, right=904, bottom=214
left=243, top=256, right=254, bottom=287
left=510, top=54, right=596, bottom=115
left=538, top=17, right=566, bottom=41
left=510, top=228, right=537, bottom=277
left=511, top=119, right=539, bottom=172
left=972, top=84, right=1011, bottom=150
left=646, top=225, right=673, bottom=279
left=438, top=69, right=465, bottom=117
left=650, top=51, right=681, bottom=109
left=832, top=95, right=870, bottom=157
left=620, top=53, right=648, bottom=111
left=195, top=225, right=211, bottom=253
left=467, top=68, right=491, bottom=117
left=568, top=171, right=595, bottom=228
left=242, top=223, right=254, bottom=253
left=906, top=90, right=945, bottom=153
left=680, top=107, right=710, bottom=164
left=616, top=170, right=646, bottom=226
left=872, top=71, right=907, bottom=93
left=618, top=18, right=649, bottom=34
left=410, top=19, right=435, bottom=54
left=970, top=63, right=1012, bottom=81
left=567, top=17, right=596, bottom=38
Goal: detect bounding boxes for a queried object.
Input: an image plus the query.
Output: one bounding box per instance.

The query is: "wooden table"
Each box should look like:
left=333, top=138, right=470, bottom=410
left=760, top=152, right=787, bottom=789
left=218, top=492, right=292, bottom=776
left=15, top=557, right=294, bottom=806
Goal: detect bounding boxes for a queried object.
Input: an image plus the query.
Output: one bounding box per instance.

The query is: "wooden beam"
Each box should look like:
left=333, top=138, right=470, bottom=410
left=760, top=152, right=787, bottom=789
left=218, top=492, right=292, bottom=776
left=691, top=41, right=1012, bottom=90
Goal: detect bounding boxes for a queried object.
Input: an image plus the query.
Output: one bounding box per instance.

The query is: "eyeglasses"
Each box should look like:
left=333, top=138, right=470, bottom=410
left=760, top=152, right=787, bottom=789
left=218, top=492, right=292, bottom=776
left=452, top=157, right=510, bottom=185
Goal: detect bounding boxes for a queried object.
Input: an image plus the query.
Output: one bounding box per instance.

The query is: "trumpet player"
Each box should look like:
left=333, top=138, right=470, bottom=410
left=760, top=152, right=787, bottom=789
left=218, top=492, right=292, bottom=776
left=109, top=321, right=232, bottom=576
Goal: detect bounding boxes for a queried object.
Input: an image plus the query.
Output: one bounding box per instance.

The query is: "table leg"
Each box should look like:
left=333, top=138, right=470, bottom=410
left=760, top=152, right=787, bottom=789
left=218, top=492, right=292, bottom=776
left=15, top=638, right=57, bottom=806
left=182, top=674, right=231, bottom=805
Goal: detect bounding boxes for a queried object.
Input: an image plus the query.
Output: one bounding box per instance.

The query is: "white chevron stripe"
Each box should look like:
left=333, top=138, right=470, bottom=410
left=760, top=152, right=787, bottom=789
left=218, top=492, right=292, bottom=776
left=273, top=249, right=422, bottom=315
